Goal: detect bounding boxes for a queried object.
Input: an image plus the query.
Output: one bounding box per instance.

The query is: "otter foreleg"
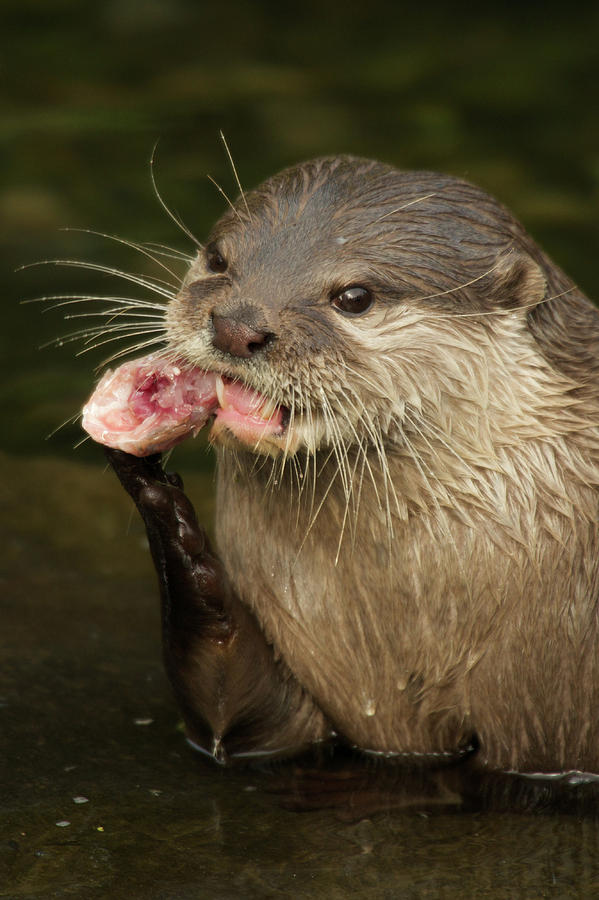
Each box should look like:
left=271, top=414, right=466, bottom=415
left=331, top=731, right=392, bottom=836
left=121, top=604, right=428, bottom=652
left=105, top=449, right=331, bottom=765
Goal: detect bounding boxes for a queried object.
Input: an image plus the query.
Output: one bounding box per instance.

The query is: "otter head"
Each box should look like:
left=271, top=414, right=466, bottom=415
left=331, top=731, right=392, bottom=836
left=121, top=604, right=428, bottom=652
left=165, top=156, right=550, bottom=461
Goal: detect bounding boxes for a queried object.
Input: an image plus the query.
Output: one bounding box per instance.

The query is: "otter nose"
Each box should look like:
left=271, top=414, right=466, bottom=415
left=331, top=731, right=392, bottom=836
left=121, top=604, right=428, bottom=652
left=211, top=313, right=272, bottom=358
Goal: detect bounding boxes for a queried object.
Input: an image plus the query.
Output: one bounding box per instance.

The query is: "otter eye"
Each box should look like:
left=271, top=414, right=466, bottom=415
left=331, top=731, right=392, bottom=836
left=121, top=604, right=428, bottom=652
left=206, top=243, right=228, bottom=273
left=331, top=286, right=374, bottom=316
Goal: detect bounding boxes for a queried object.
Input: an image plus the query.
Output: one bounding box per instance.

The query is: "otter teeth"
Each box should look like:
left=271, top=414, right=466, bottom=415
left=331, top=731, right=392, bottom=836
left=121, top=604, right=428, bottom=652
left=215, top=374, right=226, bottom=409
left=258, top=395, right=278, bottom=421
left=214, top=372, right=279, bottom=422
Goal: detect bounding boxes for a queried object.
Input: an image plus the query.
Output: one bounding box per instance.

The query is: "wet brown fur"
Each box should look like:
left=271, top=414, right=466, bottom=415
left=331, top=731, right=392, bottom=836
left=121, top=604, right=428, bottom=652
left=165, top=156, right=599, bottom=772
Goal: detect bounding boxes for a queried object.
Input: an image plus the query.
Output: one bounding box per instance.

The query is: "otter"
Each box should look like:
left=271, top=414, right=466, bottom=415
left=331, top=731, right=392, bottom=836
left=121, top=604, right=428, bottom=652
left=102, top=155, right=599, bottom=774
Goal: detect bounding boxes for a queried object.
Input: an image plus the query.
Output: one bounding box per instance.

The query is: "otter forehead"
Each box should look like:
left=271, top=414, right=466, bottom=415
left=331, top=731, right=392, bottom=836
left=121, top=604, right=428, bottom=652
left=203, top=156, right=531, bottom=305
left=206, top=159, right=390, bottom=286
left=210, top=157, right=441, bottom=256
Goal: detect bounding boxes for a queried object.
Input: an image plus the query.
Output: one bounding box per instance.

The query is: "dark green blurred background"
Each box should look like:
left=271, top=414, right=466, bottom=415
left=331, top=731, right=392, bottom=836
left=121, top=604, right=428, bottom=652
left=4, top=0, right=599, bottom=464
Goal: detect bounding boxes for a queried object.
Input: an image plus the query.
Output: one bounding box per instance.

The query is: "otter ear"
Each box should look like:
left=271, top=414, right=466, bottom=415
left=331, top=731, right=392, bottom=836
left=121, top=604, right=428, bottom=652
left=482, top=250, right=546, bottom=311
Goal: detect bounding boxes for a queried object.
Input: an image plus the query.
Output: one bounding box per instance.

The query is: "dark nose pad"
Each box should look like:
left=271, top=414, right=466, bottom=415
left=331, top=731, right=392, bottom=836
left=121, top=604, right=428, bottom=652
left=211, top=314, right=273, bottom=359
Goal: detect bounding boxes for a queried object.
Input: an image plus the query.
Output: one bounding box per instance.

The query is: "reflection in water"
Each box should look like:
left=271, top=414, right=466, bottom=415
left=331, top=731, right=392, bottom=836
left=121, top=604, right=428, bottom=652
left=262, top=746, right=599, bottom=820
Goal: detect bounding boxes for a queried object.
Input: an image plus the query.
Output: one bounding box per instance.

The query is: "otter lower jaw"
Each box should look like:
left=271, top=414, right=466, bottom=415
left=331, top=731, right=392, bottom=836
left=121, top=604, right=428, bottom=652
left=208, top=371, right=291, bottom=455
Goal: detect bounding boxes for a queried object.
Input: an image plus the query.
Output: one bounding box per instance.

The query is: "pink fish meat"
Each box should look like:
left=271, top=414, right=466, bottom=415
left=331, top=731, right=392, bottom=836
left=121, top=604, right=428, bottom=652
left=82, top=352, right=285, bottom=457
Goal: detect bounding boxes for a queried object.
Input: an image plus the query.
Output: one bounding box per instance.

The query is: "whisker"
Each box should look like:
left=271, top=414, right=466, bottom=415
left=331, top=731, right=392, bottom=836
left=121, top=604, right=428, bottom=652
left=319, top=393, right=351, bottom=503
left=336, top=377, right=390, bottom=515
left=42, top=319, right=164, bottom=348
left=45, top=410, right=84, bottom=441
left=96, top=336, right=167, bottom=369
left=220, top=130, right=252, bottom=222
left=73, top=433, right=92, bottom=450
left=401, top=412, right=475, bottom=601
left=20, top=259, right=177, bottom=300
left=423, top=286, right=576, bottom=321
left=59, top=226, right=185, bottom=285
left=413, top=260, right=503, bottom=304
left=150, top=141, right=203, bottom=249
left=294, top=452, right=345, bottom=566
left=64, top=309, right=165, bottom=323
left=25, top=294, right=167, bottom=314
left=372, top=192, right=438, bottom=225
left=84, top=321, right=165, bottom=340
left=142, top=241, right=194, bottom=262
left=76, top=326, right=165, bottom=353
left=206, top=174, right=244, bottom=224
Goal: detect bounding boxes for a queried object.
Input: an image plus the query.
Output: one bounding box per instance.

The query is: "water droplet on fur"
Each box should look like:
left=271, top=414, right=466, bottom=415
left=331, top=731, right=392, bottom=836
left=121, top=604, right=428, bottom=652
left=363, top=698, right=377, bottom=716
left=335, top=236, right=348, bottom=245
